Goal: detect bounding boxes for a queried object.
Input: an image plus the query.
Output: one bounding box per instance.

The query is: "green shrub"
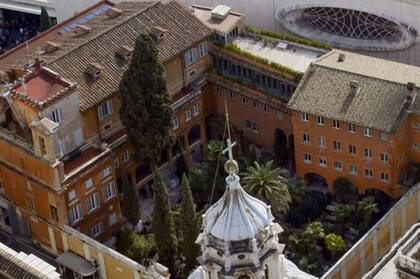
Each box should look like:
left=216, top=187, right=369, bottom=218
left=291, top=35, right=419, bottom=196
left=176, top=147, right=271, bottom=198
left=245, top=26, right=333, bottom=50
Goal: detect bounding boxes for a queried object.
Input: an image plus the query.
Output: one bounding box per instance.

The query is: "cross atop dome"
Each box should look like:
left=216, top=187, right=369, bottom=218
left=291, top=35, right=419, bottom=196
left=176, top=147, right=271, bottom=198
left=222, top=99, right=238, bottom=176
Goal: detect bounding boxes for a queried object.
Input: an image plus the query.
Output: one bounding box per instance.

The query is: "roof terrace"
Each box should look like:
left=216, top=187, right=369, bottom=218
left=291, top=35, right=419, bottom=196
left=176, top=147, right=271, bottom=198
left=233, top=36, right=323, bottom=73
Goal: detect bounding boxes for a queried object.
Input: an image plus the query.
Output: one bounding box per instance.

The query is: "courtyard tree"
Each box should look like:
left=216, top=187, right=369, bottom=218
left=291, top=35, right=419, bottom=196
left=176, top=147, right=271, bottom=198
left=332, top=178, right=359, bottom=205
left=122, top=174, right=139, bottom=227
left=357, top=196, right=379, bottom=231
left=242, top=160, right=291, bottom=216
left=40, top=7, right=53, bottom=32
left=119, top=33, right=173, bottom=168
left=179, top=174, right=201, bottom=273
left=152, top=171, right=179, bottom=275
left=324, top=233, right=346, bottom=258
left=116, top=231, right=156, bottom=265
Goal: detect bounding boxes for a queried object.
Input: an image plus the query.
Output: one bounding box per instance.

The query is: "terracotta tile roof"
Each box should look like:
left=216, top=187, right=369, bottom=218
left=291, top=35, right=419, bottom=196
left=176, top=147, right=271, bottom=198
left=42, top=0, right=212, bottom=111
left=10, top=67, right=76, bottom=109
left=288, top=50, right=420, bottom=132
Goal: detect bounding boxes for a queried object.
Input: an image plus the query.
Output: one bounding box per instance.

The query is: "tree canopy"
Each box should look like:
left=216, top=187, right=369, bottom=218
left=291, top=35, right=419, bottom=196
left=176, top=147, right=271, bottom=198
left=119, top=33, right=173, bottom=167
left=40, top=7, right=53, bottom=32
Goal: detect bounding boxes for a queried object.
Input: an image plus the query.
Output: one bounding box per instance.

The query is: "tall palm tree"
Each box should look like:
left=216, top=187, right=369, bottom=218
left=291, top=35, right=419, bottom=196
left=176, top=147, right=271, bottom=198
left=242, top=160, right=291, bottom=216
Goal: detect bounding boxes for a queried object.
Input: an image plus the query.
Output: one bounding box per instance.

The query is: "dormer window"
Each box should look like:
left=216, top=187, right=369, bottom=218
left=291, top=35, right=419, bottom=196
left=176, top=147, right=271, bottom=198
left=149, top=26, right=167, bottom=42
left=106, top=7, right=122, bottom=19
left=85, top=63, right=103, bottom=82
left=116, top=46, right=133, bottom=63
left=74, top=25, right=91, bottom=37
left=43, top=41, right=60, bottom=54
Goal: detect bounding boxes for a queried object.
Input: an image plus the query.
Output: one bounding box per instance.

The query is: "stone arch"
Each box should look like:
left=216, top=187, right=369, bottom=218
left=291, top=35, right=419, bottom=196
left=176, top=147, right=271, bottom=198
left=188, top=124, right=201, bottom=146
left=273, top=128, right=288, bottom=166
left=304, top=173, right=328, bottom=188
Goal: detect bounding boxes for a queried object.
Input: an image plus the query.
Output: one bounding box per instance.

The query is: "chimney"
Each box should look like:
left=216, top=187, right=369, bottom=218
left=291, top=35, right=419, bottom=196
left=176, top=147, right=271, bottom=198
left=43, top=41, right=60, bottom=54
left=405, top=82, right=417, bottom=111
left=149, top=26, right=167, bottom=42
left=349, top=80, right=359, bottom=96
left=338, top=53, right=346, bottom=62
left=106, top=7, right=122, bottom=19
left=74, top=25, right=91, bottom=37
left=116, top=45, right=133, bottom=62
left=85, top=63, right=103, bottom=82
left=34, top=58, right=42, bottom=73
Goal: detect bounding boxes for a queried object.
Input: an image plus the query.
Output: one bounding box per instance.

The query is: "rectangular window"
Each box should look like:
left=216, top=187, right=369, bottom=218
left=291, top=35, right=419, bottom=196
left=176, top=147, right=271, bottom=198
left=253, top=100, right=259, bottom=110
left=333, top=120, right=340, bottom=129
left=348, top=144, right=357, bottom=155
left=317, top=116, right=325, bottom=126
left=303, top=153, right=312, bottom=164
left=171, top=118, right=179, bottom=130
left=276, top=110, right=283, bottom=119
left=114, top=158, right=119, bottom=168
left=229, top=91, right=234, bottom=100
left=380, top=131, right=389, bottom=141
left=380, top=152, right=389, bottom=162
left=192, top=104, right=200, bottom=117
left=68, top=204, right=83, bottom=225
left=381, top=172, right=389, bottom=182
left=39, top=136, right=46, bottom=156
left=198, top=41, right=208, bottom=57
left=216, top=86, right=221, bottom=95
left=50, top=205, right=59, bottom=222
left=333, top=140, right=341, bottom=151
left=246, top=120, right=252, bottom=129
left=85, top=178, right=93, bottom=190
left=319, top=157, right=327, bottom=167
left=122, top=150, right=130, bottom=162
left=364, top=168, right=373, bottom=179
left=98, top=100, right=113, bottom=120
left=86, top=192, right=99, bottom=213
left=185, top=110, right=192, bottom=122
left=100, top=167, right=112, bottom=180
left=90, top=222, right=104, bottom=238
left=252, top=122, right=259, bottom=132
left=68, top=190, right=76, bottom=201
left=349, top=164, right=358, bottom=175
left=242, top=96, right=248, bottom=105
left=263, top=105, right=269, bottom=114
left=50, top=108, right=63, bottom=123
left=301, top=112, right=309, bottom=122
left=348, top=123, right=356, bottom=133
left=302, top=133, right=310, bottom=144
left=364, top=127, right=372, bottom=137
left=334, top=161, right=342, bottom=172
left=317, top=136, right=326, bottom=148
left=184, top=48, right=197, bottom=66
left=109, top=212, right=117, bottom=227
left=364, top=148, right=373, bottom=159
left=104, top=181, right=115, bottom=201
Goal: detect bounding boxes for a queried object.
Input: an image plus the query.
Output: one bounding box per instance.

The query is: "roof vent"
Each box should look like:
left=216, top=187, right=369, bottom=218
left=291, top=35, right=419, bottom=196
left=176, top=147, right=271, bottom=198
left=338, top=53, right=346, bottom=62
left=74, top=25, right=91, bottom=37
left=106, top=7, right=122, bottom=19
left=43, top=41, right=60, bottom=54
left=349, top=80, right=360, bottom=96
left=85, top=63, right=103, bottom=82
left=150, top=26, right=167, bottom=42
left=116, top=45, right=134, bottom=62
left=211, top=5, right=231, bottom=20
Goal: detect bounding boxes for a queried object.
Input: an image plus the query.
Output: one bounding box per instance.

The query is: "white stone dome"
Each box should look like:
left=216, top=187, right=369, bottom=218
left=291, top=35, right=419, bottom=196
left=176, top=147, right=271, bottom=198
left=204, top=174, right=272, bottom=242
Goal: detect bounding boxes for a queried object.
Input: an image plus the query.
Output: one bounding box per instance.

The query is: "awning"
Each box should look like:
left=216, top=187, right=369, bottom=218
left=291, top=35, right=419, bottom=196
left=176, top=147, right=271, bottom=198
left=56, top=251, right=96, bottom=276
left=0, top=1, right=55, bottom=17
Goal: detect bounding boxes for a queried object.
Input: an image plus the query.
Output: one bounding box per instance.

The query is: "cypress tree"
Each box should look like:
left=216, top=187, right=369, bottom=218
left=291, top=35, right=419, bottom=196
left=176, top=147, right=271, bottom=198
left=40, top=7, right=53, bottom=32
left=119, top=34, right=173, bottom=168
left=122, top=174, right=139, bottom=227
left=179, top=174, right=200, bottom=272
left=152, top=171, right=178, bottom=275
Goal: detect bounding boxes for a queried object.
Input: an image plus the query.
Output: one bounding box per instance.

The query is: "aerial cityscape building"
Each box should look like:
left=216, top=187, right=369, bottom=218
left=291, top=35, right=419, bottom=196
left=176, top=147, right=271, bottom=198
left=0, top=0, right=419, bottom=279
